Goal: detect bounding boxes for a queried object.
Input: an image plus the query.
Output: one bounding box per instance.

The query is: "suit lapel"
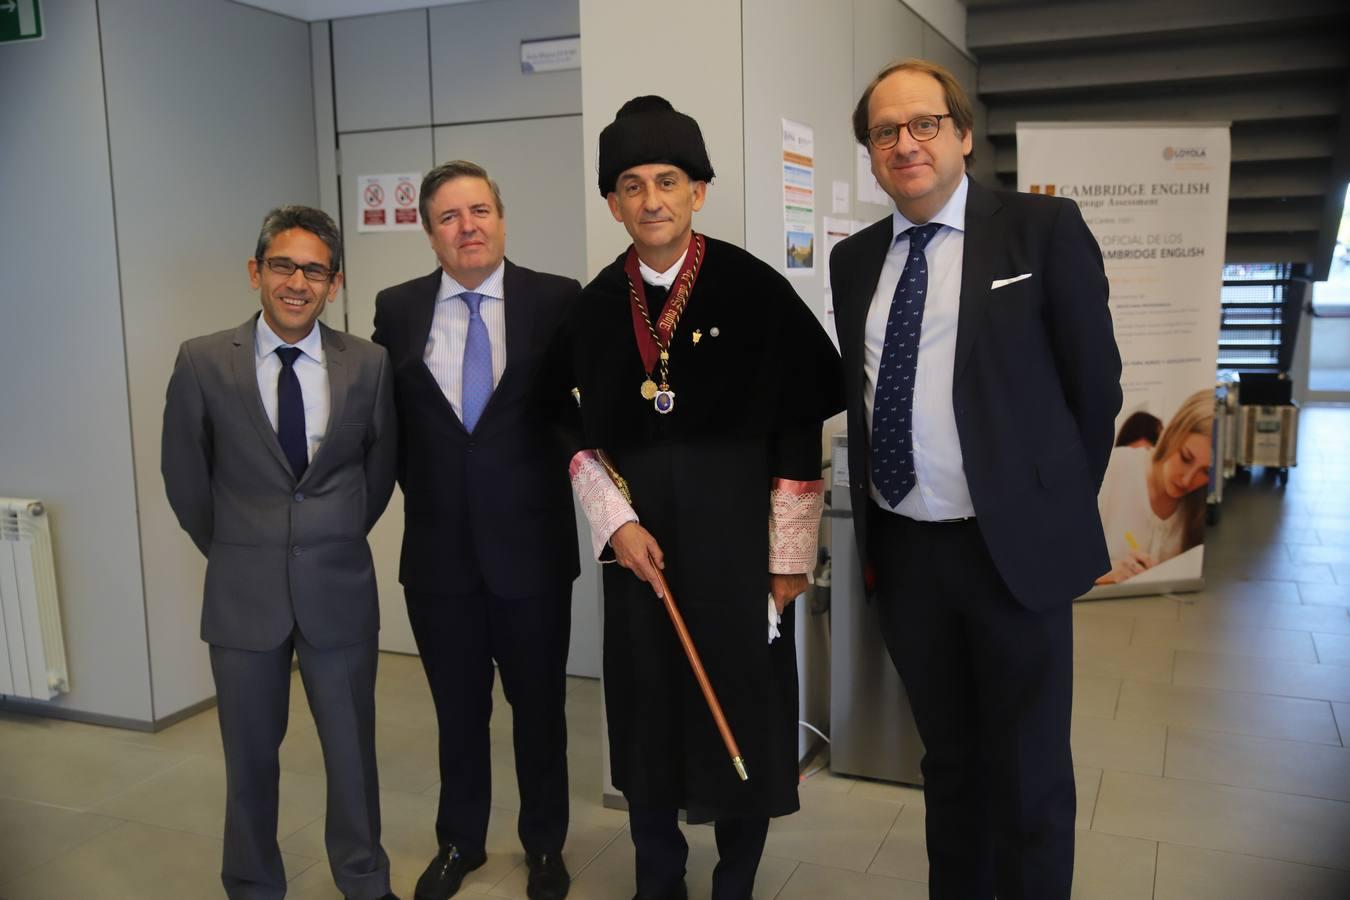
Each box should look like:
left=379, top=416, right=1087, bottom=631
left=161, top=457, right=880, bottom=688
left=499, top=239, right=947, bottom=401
left=843, top=218, right=896, bottom=388
left=953, top=178, right=1002, bottom=382
left=231, top=315, right=294, bottom=476
left=301, top=323, right=349, bottom=485
left=409, top=269, right=467, bottom=432
left=407, top=269, right=441, bottom=365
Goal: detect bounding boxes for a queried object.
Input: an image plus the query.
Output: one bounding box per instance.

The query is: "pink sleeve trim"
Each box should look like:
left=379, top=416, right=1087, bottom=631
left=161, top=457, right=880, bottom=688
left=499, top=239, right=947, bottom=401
left=768, top=478, right=825, bottom=574
left=570, top=450, right=638, bottom=561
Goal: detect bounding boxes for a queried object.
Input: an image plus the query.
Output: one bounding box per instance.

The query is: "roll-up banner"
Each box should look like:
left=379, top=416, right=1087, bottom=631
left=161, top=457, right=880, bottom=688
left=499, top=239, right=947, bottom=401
left=1016, top=123, right=1231, bottom=600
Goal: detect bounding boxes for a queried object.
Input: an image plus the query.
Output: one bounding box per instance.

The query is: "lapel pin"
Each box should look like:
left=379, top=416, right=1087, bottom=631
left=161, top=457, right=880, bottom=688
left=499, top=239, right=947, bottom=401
left=692, top=329, right=703, bottom=345
left=710, top=326, right=720, bottom=338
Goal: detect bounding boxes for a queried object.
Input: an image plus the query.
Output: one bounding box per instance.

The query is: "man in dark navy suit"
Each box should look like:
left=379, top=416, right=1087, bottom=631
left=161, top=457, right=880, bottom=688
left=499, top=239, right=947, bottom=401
left=372, top=161, right=579, bottom=900
left=830, top=61, right=1122, bottom=899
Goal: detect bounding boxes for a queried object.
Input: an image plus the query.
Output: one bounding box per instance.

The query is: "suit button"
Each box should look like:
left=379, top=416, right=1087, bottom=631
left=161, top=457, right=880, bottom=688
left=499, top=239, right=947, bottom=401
left=291, top=546, right=302, bottom=557
left=293, top=492, right=305, bottom=502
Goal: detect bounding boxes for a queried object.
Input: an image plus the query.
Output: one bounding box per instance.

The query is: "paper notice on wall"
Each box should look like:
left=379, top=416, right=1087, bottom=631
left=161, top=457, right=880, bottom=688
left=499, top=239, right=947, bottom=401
left=782, top=119, right=816, bottom=277
left=832, top=180, right=850, bottom=214
left=356, top=173, right=422, bottom=232
left=821, top=217, right=854, bottom=293
left=821, top=217, right=862, bottom=347
left=856, top=145, right=892, bottom=208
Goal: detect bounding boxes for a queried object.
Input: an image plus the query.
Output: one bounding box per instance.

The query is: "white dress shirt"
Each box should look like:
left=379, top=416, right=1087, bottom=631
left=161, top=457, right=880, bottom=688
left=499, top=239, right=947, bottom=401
left=863, top=175, right=975, bottom=520
left=254, top=315, right=330, bottom=464
left=638, top=248, right=688, bottom=287
left=424, top=261, right=508, bottom=421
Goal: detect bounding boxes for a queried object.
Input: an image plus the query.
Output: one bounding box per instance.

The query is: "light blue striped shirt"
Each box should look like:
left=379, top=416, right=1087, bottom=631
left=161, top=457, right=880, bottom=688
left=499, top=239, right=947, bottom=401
left=424, top=261, right=508, bottom=422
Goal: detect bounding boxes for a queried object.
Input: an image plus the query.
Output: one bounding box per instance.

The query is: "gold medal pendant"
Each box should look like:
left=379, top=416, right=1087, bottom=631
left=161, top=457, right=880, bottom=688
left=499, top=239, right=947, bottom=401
left=640, top=379, right=658, bottom=401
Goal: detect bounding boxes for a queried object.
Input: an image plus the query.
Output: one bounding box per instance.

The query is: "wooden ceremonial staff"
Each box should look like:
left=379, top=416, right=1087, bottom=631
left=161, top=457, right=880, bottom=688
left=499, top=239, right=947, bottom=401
left=595, top=450, right=747, bottom=782
left=649, top=563, right=749, bottom=783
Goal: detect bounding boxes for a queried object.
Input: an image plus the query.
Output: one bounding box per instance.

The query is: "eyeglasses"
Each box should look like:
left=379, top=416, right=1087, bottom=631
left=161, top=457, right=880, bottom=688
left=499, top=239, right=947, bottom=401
left=867, top=114, right=953, bottom=150
left=259, top=256, right=335, bottom=283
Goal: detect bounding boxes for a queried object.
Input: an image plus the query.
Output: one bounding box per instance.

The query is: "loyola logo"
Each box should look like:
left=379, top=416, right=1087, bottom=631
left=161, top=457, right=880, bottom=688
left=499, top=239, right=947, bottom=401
left=1164, top=146, right=1207, bottom=161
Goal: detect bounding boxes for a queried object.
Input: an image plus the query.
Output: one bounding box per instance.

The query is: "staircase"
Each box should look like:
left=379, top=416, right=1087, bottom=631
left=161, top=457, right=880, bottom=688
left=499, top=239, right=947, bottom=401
left=966, top=0, right=1350, bottom=279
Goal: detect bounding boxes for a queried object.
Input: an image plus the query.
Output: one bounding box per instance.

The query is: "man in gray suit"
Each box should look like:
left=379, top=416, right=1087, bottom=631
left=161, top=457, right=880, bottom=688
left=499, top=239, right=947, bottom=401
left=162, top=206, right=399, bottom=900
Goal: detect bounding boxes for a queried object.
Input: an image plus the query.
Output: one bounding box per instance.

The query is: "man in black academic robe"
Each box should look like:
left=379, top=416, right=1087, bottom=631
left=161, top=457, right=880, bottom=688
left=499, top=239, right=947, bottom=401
left=559, top=97, right=842, bottom=900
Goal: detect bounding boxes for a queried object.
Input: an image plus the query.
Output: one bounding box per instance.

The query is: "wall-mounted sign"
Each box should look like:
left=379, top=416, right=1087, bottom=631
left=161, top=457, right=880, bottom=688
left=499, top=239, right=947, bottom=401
left=521, top=35, right=580, bottom=73
left=0, top=0, right=43, bottom=45
left=356, top=172, right=422, bottom=233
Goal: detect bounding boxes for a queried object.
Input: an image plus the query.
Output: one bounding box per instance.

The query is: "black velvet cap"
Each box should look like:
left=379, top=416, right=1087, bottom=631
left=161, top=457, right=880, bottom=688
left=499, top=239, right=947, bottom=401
left=596, top=95, right=715, bottom=197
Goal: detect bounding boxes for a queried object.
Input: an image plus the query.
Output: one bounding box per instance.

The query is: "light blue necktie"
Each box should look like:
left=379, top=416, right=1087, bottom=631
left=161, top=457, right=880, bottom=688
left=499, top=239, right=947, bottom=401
left=460, top=291, right=492, bottom=431
left=871, top=223, right=942, bottom=507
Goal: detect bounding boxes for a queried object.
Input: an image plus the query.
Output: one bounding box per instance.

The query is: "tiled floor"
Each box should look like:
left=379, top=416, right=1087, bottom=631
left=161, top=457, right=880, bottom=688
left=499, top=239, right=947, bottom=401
left=3, top=407, right=1350, bottom=898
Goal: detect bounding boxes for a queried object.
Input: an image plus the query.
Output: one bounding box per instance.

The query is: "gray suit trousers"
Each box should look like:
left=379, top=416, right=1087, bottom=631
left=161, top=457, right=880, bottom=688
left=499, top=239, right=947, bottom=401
left=210, top=632, right=389, bottom=900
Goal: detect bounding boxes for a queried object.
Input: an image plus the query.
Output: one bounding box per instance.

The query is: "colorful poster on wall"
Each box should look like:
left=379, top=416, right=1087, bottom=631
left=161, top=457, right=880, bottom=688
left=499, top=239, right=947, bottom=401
left=782, top=119, right=815, bottom=276
left=356, top=172, right=423, bottom=233
left=1017, top=122, right=1231, bottom=599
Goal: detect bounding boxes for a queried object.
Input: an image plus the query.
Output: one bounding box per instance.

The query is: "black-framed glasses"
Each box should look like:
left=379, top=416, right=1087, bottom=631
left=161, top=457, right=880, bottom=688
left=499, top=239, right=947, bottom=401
left=260, top=256, right=335, bottom=283
left=867, top=114, right=952, bottom=150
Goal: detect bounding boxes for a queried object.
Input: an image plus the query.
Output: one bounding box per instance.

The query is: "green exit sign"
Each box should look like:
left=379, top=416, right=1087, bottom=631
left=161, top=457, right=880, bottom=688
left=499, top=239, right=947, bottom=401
left=1, top=0, right=43, bottom=45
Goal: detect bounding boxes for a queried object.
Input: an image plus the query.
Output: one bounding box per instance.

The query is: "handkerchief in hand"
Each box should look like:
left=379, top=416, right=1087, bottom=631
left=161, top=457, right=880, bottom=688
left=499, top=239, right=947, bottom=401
left=767, top=595, right=782, bottom=643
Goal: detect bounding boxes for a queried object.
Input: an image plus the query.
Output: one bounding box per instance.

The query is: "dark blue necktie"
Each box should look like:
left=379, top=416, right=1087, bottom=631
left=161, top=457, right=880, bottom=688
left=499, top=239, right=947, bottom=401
left=275, top=346, right=308, bottom=480
left=870, top=222, right=942, bottom=507
left=460, top=291, right=493, bottom=431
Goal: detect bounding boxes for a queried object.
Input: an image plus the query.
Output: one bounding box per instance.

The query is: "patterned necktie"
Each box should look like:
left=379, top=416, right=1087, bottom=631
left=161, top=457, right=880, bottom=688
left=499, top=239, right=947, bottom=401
left=870, top=222, right=942, bottom=507
left=460, top=291, right=493, bottom=431
left=275, top=346, right=308, bottom=480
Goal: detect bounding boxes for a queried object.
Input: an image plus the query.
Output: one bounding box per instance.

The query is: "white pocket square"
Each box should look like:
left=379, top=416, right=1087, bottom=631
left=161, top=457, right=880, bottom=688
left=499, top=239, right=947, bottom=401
left=990, top=273, right=1032, bottom=290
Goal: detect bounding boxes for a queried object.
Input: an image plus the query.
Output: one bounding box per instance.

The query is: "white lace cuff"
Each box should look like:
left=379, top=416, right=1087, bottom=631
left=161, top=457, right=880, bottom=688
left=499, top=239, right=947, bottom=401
left=570, top=450, right=639, bottom=561
left=768, top=478, right=825, bottom=574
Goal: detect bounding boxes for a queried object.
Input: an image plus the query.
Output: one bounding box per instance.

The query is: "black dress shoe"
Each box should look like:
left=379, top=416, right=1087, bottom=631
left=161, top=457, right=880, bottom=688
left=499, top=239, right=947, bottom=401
left=415, top=844, right=487, bottom=900
left=525, top=852, right=571, bottom=900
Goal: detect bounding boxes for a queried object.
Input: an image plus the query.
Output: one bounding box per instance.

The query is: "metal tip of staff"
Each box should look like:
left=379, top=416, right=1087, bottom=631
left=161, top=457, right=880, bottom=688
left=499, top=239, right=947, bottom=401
left=733, top=756, right=748, bottom=782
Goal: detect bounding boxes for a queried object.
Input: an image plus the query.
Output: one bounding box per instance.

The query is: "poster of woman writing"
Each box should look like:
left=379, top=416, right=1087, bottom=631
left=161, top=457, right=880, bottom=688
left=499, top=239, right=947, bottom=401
left=1092, top=389, right=1212, bottom=592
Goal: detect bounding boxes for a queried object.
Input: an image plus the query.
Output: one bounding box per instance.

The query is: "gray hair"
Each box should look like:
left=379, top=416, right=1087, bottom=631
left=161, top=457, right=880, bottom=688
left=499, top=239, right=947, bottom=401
left=419, top=160, right=505, bottom=230
left=253, top=205, right=343, bottom=273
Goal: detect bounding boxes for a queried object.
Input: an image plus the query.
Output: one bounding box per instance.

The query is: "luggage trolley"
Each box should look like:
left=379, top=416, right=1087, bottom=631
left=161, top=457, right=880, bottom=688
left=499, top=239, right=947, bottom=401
left=1232, top=373, right=1298, bottom=486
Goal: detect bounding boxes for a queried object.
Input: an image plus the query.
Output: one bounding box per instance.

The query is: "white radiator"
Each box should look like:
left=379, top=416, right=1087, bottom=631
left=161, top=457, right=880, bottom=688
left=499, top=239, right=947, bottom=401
left=0, top=499, right=69, bottom=700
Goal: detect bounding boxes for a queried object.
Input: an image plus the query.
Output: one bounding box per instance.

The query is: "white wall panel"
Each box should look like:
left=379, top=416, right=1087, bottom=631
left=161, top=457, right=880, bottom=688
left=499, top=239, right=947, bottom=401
left=429, top=0, right=581, bottom=125
left=0, top=0, right=152, bottom=721
left=333, top=9, right=432, bottom=132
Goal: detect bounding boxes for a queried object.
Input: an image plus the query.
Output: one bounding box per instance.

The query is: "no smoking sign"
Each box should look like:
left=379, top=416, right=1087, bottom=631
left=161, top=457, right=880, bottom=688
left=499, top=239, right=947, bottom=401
left=356, top=173, right=422, bottom=232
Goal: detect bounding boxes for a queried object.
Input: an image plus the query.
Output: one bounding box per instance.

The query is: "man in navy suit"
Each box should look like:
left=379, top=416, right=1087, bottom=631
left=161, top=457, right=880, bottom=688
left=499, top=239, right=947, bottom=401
left=830, top=61, right=1122, bottom=899
left=372, top=161, right=580, bottom=900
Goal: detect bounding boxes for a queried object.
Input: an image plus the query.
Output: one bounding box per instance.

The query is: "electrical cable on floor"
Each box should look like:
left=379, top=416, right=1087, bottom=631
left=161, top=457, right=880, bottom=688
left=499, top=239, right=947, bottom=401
left=798, top=720, right=830, bottom=744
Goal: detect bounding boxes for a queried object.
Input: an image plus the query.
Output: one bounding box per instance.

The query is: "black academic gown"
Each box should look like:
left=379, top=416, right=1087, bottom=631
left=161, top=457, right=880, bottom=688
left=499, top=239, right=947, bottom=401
left=563, top=237, right=843, bottom=821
